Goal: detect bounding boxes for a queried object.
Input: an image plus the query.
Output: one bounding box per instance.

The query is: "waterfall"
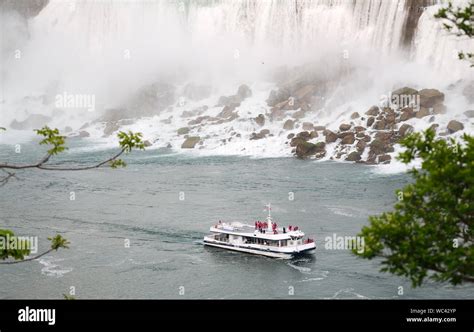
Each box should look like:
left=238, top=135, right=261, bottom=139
left=1, top=0, right=472, bottom=131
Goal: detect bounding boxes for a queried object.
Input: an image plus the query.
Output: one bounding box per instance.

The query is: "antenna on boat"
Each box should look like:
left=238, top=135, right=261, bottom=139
left=265, top=203, right=273, bottom=231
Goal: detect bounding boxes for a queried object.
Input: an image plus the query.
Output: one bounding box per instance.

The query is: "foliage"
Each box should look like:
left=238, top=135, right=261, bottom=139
left=354, top=129, right=474, bottom=287
left=435, top=1, right=474, bottom=66
left=117, top=131, right=145, bottom=153
left=35, top=126, right=68, bottom=155
left=0, top=229, right=31, bottom=261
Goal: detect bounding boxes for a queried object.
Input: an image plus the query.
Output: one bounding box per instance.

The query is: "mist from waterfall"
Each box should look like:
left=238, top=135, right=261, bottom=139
left=0, top=0, right=472, bottom=137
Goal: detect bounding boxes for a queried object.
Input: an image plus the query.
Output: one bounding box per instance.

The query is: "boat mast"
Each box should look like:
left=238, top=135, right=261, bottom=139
left=266, top=203, right=272, bottom=231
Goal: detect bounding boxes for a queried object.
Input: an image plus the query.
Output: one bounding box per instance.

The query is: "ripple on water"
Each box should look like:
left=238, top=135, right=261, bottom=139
left=39, top=258, right=73, bottom=278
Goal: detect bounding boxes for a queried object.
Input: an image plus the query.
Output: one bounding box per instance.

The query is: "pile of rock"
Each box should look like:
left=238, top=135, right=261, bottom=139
left=287, top=87, right=467, bottom=164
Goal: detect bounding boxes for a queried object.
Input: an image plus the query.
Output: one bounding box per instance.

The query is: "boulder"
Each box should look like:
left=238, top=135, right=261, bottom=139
left=350, top=112, right=360, bottom=119
left=339, top=123, right=352, bottom=131
left=237, top=84, right=252, bottom=100
left=255, top=114, right=265, bottom=126
left=433, top=104, right=447, bottom=115
left=324, top=130, right=338, bottom=143
left=429, top=123, right=439, bottom=132
left=356, top=139, right=366, bottom=152
left=290, top=136, right=306, bottom=147
left=399, top=123, right=414, bottom=137
left=78, top=131, right=90, bottom=138
left=354, top=126, right=365, bottom=133
left=302, top=122, right=314, bottom=131
left=250, top=129, right=270, bottom=140
left=373, top=120, right=386, bottom=130
left=400, top=107, right=415, bottom=121
left=345, top=151, right=361, bottom=162
left=378, top=154, right=392, bottom=164
left=295, top=141, right=326, bottom=159
left=419, top=89, right=445, bottom=108
left=177, top=127, right=190, bottom=135
left=416, top=107, right=431, bottom=118
left=310, top=130, right=318, bottom=139
left=287, top=133, right=295, bottom=139
left=447, top=120, right=464, bottom=134
left=143, top=140, right=152, bottom=147
left=365, top=106, right=380, bottom=116
left=392, top=87, right=418, bottom=96
left=181, top=136, right=200, bottom=148
left=367, top=117, right=375, bottom=127
left=283, top=119, right=295, bottom=130
left=296, top=131, right=312, bottom=141
left=340, top=132, right=355, bottom=145
left=266, top=89, right=291, bottom=107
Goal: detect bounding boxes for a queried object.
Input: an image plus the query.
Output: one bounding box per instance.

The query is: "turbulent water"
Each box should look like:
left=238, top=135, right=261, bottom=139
left=1, top=142, right=473, bottom=299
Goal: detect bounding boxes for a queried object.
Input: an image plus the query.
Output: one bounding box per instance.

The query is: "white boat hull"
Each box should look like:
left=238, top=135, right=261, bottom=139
left=203, top=237, right=316, bottom=259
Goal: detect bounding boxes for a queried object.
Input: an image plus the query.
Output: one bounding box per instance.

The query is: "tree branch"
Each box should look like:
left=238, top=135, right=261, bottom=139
left=0, top=248, right=54, bottom=265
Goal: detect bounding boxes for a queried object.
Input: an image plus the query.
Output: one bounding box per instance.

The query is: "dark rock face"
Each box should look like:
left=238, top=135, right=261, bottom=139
left=350, top=112, right=360, bottom=119
left=447, top=120, right=464, bottom=133
left=401, top=0, right=432, bottom=47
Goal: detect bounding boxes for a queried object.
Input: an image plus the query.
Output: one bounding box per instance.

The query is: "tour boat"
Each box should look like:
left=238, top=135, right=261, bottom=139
left=203, top=204, right=316, bottom=259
